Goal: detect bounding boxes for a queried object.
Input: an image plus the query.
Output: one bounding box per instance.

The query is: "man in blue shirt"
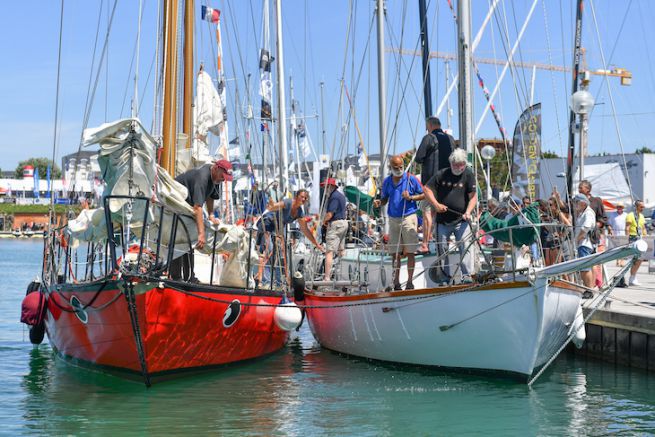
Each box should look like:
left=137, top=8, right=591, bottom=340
left=373, top=155, right=424, bottom=290
left=321, top=178, right=348, bottom=280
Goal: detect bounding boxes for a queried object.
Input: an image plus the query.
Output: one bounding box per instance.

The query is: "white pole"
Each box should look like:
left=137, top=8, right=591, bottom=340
left=436, top=0, right=500, bottom=117
left=274, top=0, right=289, bottom=195
left=376, top=0, right=388, bottom=181
left=530, top=65, right=537, bottom=105
left=474, top=0, right=539, bottom=135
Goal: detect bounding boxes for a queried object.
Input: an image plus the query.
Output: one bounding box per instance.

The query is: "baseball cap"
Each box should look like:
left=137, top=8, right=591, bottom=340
left=572, top=193, right=590, bottom=205
left=320, top=177, right=338, bottom=187
left=213, top=160, right=234, bottom=181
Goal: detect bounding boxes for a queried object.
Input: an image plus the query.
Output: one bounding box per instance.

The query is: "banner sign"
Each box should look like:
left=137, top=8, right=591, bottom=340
left=511, top=103, right=541, bottom=201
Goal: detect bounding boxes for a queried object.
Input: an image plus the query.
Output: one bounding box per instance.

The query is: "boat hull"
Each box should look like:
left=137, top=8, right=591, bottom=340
left=304, top=279, right=582, bottom=379
left=45, top=279, right=288, bottom=382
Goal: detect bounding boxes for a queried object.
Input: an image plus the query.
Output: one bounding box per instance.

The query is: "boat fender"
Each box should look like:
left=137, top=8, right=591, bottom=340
left=570, top=305, right=586, bottom=348
left=21, top=281, right=47, bottom=345
left=274, top=300, right=303, bottom=331
left=291, top=271, right=305, bottom=302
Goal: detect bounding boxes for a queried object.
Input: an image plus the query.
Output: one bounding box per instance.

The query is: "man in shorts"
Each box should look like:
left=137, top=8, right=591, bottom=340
left=321, top=178, right=348, bottom=280
left=373, top=155, right=424, bottom=290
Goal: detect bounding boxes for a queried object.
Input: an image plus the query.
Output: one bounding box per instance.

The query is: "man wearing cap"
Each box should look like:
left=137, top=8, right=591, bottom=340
left=321, top=178, right=348, bottom=280
left=572, top=193, right=596, bottom=291
left=171, top=160, right=233, bottom=281
left=413, top=116, right=457, bottom=253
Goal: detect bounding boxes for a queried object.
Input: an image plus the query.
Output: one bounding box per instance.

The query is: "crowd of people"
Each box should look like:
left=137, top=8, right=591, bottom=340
left=172, top=118, right=652, bottom=292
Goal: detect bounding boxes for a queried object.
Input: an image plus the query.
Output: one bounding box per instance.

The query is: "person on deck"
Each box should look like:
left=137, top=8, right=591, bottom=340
left=423, top=148, right=477, bottom=284
left=625, top=200, right=647, bottom=286
left=572, top=194, right=596, bottom=292
left=578, top=180, right=607, bottom=287
left=608, top=202, right=627, bottom=266
left=171, top=160, right=233, bottom=281
left=373, top=155, right=424, bottom=290
left=413, top=116, right=457, bottom=254
left=321, top=178, right=348, bottom=280
left=256, top=189, right=324, bottom=284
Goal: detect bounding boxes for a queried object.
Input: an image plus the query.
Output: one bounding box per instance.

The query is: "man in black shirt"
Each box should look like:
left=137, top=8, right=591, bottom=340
left=424, top=148, right=477, bottom=283
left=414, top=116, right=457, bottom=253
left=170, top=160, right=233, bottom=281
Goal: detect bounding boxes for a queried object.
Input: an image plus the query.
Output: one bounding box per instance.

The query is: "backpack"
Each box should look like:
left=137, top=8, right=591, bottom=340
left=588, top=226, right=600, bottom=246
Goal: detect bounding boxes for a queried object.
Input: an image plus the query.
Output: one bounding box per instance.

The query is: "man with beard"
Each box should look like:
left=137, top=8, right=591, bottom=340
left=423, top=149, right=477, bottom=284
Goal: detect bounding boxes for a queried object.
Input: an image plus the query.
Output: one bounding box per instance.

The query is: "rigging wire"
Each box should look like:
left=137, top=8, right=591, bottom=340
left=588, top=0, right=635, bottom=203
left=48, top=0, right=66, bottom=246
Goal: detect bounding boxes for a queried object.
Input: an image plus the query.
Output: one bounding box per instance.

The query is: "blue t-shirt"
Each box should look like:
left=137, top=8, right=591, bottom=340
left=381, top=173, right=423, bottom=218
left=326, top=190, right=347, bottom=221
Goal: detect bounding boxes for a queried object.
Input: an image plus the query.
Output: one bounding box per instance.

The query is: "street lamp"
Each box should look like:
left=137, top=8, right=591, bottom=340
left=481, top=144, right=496, bottom=200
left=570, top=89, right=595, bottom=180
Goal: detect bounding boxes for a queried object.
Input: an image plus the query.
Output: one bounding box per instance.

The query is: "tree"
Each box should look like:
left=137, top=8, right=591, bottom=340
left=635, top=146, right=654, bottom=155
left=15, top=158, right=62, bottom=179
left=541, top=150, right=559, bottom=159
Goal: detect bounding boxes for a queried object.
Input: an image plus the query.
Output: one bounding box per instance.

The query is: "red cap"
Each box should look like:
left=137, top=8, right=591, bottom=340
left=320, top=177, right=337, bottom=187
left=213, top=160, right=234, bottom=181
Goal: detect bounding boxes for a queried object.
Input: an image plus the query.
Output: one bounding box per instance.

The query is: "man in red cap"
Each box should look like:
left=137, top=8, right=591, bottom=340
left=320, top=177, right=347, bottom=280
left=171, top=160, right=233, bottom=281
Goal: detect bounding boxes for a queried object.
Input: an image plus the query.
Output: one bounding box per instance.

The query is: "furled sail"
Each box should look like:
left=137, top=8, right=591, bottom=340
left=193, top=69, right=225, bottom=164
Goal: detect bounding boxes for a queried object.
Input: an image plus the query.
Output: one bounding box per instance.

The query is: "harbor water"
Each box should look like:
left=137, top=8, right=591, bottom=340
left=1, top=239, right=653, bottom=435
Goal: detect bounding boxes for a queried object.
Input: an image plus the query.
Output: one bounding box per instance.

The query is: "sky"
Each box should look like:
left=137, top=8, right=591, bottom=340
left=1, top=0, right=655, bottom=179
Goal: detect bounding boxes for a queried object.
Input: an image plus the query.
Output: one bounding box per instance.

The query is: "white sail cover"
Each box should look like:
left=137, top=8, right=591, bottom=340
left=193, top=70, right=225, bottom=164
left=68, top=118, right=257, bottom=286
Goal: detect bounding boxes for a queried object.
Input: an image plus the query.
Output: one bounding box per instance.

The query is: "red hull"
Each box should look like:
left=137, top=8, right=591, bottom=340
left=45, top=279, right=288, bottom=382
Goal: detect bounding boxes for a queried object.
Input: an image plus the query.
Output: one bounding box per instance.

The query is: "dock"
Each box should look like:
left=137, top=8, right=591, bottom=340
left=575, top=262, right=655, bottom=372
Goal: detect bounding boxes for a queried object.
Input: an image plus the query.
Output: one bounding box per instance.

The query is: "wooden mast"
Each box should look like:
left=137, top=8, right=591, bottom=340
left=162, top=0, right=179, bottom=175
left=183, top=0, right=194, bottom=151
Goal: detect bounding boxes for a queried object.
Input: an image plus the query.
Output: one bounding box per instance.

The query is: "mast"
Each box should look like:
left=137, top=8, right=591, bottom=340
left=182, top=0, right=194, bottom=149
left=418, top=0, right=432, bottom=117
left=376, top=0, right=388, bottom=181
left=566, top=0, right=584, bottom=201
left=274, top=0, right=289, bottom=195
left=320, top=81, right=326, bottom=156
left=457, top=0, right=474, bottom=156
left=161, top=0, right=180, bottom=175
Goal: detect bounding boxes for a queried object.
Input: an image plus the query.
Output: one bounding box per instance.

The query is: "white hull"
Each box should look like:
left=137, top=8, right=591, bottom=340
left=304, top=278, right=583, bottom=379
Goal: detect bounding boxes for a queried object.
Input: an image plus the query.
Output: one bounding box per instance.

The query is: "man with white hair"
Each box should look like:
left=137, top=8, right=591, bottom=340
left=423, top=148, right=477, bottom=283
left=572, top=193, right=596, bottom=292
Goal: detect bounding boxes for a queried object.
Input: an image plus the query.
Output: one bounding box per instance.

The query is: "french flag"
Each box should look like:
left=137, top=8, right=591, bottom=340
left=201, top=6, right=220, bottom=24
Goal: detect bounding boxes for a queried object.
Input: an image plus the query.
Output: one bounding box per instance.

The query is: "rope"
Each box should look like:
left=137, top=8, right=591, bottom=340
left=527, top=260, right=635, bottom=386
left=123, top=279, right=151, bottom=387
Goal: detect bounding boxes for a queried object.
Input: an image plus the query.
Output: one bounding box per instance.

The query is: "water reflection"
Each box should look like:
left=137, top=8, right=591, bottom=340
left=3, top=239, right=655, bottom=434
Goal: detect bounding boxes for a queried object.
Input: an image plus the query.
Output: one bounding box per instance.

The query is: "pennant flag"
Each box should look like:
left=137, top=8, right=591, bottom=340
left=229, top=136, right=240, bottom=145
left=201, top=6, right=220, bottom=24
left=45, top=165, right=51, bottom=198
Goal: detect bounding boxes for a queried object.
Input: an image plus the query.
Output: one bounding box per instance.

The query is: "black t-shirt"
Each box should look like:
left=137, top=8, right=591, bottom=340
left=415, top=128, right=456, bottom=184
left=427, top=168, right=476, bottom=225
left=175, top=164, right=221, bottom=207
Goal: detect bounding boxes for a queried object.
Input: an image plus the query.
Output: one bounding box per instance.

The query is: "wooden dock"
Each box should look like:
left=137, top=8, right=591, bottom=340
left=575, top=263, right=655, bottom=371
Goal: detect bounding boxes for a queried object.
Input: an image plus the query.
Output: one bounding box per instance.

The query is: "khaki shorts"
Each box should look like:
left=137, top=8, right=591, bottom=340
left=388, top=214, right=419, bottom=254
left=325, top=220, right=349, bottom=253
left=419, top=200, right=434, bottom=214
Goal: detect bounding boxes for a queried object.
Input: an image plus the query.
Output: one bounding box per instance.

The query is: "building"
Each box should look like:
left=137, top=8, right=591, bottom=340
left=539, top=153, right=655, bottom=209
